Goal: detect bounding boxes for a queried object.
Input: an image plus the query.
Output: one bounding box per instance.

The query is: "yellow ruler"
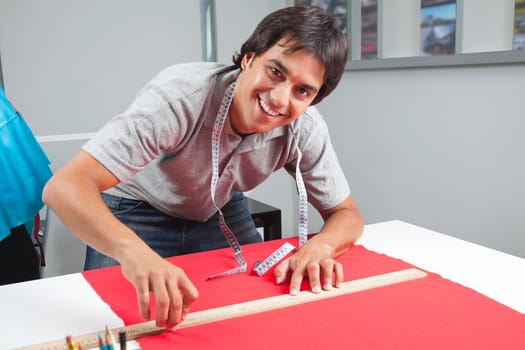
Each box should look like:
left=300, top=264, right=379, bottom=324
left=15, top=268, right=427, bottom=350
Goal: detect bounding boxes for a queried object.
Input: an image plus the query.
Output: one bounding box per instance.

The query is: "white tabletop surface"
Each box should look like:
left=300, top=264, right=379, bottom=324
left=2, top=274, right=125, bottom=349
left=357, top=220, right=525, bottom=314
left=2, top=220, right=524, bottom=349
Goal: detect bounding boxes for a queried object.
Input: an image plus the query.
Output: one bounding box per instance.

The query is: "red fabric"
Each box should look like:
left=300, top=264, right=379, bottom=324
left=83, top=238, right=525, bottom=349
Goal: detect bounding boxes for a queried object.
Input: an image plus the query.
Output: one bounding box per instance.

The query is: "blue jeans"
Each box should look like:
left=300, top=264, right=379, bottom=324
left=84, top=192, right=261, bottom=270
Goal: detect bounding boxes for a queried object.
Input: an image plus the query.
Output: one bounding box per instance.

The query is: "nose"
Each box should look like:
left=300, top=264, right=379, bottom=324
left=269, top=83, right=291, bottom=109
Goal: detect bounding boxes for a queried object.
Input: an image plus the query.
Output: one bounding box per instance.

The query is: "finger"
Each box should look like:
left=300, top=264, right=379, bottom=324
left=134, top=275, right=151, bottom=321
left=165, top=278, right=183, bottom=328
left=319, top=259, right=335, bottom=290
left=179, top=278, right=199, bottom=322
left=289, top=267, right=304, bottom=296
left=274, top=258, right=291, bottom=285
left=334, top=261, right=344, bottom=288
left=151, top=277, right=171, bottom=328
left=306, top=262, right=322, bottom=293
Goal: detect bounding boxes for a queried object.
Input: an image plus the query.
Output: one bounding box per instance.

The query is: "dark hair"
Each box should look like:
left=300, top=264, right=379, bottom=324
left=232, top=6, right=348, bottom=105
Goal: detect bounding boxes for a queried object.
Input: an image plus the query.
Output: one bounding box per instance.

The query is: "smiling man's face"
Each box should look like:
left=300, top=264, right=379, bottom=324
left=229, top=39, right=325, bottom=135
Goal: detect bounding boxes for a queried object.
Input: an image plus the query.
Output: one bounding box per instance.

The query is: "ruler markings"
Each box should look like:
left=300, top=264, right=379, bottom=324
left=15, top=268, right=427, bottom=350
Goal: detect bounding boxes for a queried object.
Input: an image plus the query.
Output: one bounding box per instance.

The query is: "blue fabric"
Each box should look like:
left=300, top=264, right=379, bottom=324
left=84, top=192, right=262, bottom=270
left=0, top=87, right=52, bottom=241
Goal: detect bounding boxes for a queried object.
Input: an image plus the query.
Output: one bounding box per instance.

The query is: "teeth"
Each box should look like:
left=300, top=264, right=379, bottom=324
left=259, top=96, right=279, bottom=116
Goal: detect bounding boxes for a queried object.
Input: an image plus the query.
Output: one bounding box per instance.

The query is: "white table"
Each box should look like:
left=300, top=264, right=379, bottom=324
left=357, top=220, right=525, bottom=314
left=2, top=220, right=524, bottom=349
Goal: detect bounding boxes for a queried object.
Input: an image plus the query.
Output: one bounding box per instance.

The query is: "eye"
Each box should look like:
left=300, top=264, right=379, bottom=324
left=268, top=66, right=284, bottom=80
left=296, top=87, right=310, bottom=97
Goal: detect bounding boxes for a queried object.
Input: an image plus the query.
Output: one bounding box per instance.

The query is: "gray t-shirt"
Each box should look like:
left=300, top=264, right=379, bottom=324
left=83, top=62, right=350, bottom=222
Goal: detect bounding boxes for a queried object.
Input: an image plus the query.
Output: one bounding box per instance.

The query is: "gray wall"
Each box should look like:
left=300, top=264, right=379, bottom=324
left=0, top=0, right=202, bottom=170
left=318, top=63, right=525, bottom=258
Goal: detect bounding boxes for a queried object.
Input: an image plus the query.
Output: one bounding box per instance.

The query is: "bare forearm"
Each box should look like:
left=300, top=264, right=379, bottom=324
left=311, top=195, right=364, bottom=257
left=312, top=207, right=363, bottom=257
left=43, top=171, right=199, bottom=327
left=42, top=173, right=145, bottom=263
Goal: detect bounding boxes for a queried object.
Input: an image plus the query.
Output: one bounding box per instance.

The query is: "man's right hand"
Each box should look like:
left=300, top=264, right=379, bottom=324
left=119, top=246, right=199, bottom=328
left=42, top=150, right=199, bottom=329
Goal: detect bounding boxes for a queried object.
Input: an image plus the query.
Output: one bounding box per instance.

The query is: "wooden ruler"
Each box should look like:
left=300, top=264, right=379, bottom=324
left=15, top=268, right=427, bottom=350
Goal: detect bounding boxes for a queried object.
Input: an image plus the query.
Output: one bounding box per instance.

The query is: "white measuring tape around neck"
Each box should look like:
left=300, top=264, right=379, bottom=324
left=291, top=127, right=309, bottom=249
left=208, top=82, right=310, bottom=278
left=15, top=268, right=427, bottom=350
left=252, top=127, right=310, bottom=277
left=207, top=82, right=247, bottom=279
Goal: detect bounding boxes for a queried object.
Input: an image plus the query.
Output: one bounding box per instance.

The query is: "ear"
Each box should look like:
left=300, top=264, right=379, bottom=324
left=241, top=52, right=255, bottom=70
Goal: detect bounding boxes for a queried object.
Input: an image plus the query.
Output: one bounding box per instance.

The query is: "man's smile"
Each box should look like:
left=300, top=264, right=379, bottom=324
left=258, top=94, right=281, bottom=118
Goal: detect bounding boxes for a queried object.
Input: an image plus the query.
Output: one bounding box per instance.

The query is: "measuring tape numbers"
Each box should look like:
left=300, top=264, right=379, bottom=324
left=252, top=242, right=297, bottom=276
left=250, top=126, right=308, bottom=277
left=208, top=82, right=313, bottom=279
left=207, top=82, right=248, bottom=279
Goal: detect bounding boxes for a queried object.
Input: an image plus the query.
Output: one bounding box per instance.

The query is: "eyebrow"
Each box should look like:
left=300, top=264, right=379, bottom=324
left=268, top=58, right=320, bottom=94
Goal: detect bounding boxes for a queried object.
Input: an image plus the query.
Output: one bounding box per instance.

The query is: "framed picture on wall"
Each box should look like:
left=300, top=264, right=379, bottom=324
left=294, top=0, right=348, bottom=35
left=420, top=0, right=457, bottom=56
left=513, top=0, right=525, bottom=51
left=361, top=0, right=377, bottom=60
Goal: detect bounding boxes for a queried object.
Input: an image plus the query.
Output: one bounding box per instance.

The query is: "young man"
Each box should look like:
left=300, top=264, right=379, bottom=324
left=43, top=6, right=363, bottom=328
